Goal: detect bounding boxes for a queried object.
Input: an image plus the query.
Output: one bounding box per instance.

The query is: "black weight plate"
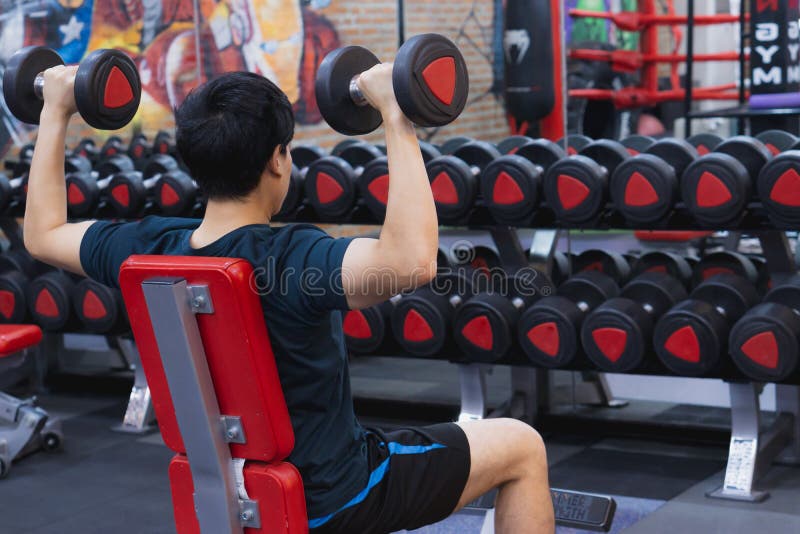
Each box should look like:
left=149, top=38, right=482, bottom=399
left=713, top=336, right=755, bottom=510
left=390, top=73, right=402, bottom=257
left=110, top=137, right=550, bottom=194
left=556, top=135, right=593, bottom=156
left=497, top=135, right=534, bottom=155
left=100, top=136, right=125, bottom=158
left=357, top=157, right=390, bottom=221
left=453, top=293, right=518, bottom=363
left=391, top=287, right=453, bottom=357
left=756, top=129, right=798, bottom=156
left=514, top=139, right=567, bottom=173
left=452, top=141, right=501, bottom=171
left=66, top=172, right=99, bottom=216
left=72, top=278, right=125, bottom=334
left=765, top=275, right=800, bottom=309
left=480, top=155, right=541, bottom=225
left=581, top=297, right=653, bottom=373
left=690, top=273, right=759, bottom=322
left=580, top=139, right=630, bottom=175
left=127, top=134, right=150, bottom=163
left=74, top=49, right=141, bottom=130
left=440, top=136, right=474, bottom=155
left=692, top=251, right=758, bottom=287
left=27, top=271, right=76, bottom=331
left=621, top=135, right=655, bottom=155
left=686, top=133, right=723, bottom=156
left=3, top=46, right=64, bottom=124
left=291, top=145, right=326, bottom=169
left=632, top=251, right=693, bottom=286
left=681, top=153, right=750, bottom=226
left=543, top=155, right=608, bottom=223
left=393, top=33, right=469, bottom=127
left=277, top=164, right=303, bottom=217
left=303, top=156, right=357, bottom=220
left=574, top=250, right=631, bottom=284
left=426, top=155, right=477, bottom=223
left=621, top=272, right=688, bottom=317
left=610, top=154, right=677, bottom=225
left=95, top=154, right=134, bottom=178
left=343, top=304, right=388, bottom=354
left=0, top=270, right=29, bottom=323
left=143, top=154, right=179, bottom=179
left=315, top=46, right=382, bottom=135
left=331, top=139, right=362, bottom=157
left=155, top=170, right=198, bottom=216
left=419, top=141, right=441, bottom=163
left=64, top=155, right=92, bottom=174
left=645, top=138, right=699, bottom=177
left=757, top=151, right=800, bottom=227
left=714, top=136, right=772, bottom=180
left=153, top=131, right=174, bottom=155
left=558, top=271, right=619, bottom=310
left=107, top=171, right=146, bottom=217
left=73, top=138, right=99, bottom=161
left=338, top=142, right=382, bottom=168
left=519, top=296, right=584, bottom=368
left=730, top=302, right=800, bottom=382
left=653, top=299, right=728, bottom=376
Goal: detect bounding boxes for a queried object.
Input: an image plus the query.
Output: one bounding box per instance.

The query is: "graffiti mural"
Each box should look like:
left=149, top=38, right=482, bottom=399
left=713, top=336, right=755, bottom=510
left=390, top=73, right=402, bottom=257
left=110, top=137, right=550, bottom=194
left=0, top=0, right=340, bottom=156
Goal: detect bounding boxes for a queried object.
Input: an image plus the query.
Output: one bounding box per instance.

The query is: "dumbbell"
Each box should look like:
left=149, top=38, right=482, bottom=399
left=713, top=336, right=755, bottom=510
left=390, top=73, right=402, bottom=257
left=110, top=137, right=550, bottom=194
left=343, top=301, right=393, bottom=355
left=315, top=33, right=468, bottom=135
left=426, top=141, right=501, bottom=224
left=756, top=130, right=799, bottom=156
left=390, top=246, right=494, bottom=357
left=573, top=249, right=632, bottom=285
left=27, top=270, right=80, bottom=331
left=453, top=269, right=554, bottom=363
left=480, top=139, right=567, bottom=225
left=686, top=133, right=724, bottom=156
left=0, top=250, right=39, bottom=323
left=72, top=278, right=128, bottom=334
left=152, top=130, right=177, bottom=156
left=3, top=46, right=140, bottom=129
left=357, top=141, right=442, bottom=221
left=730, top=275, right=800, bottom=382
left=304, top=141, right=384, bottom=221
left=631, top=251, right=694, bottom=288
left=681, top=136, right=772, bottom=226
left=756, top=149, right=800, bottom=228
left=556, top=135, right=593, bottom=156
left=100, top=134, right=148, bottom=166
left=440, top=137, right=474, bottom=155
left=654, top=273, right=759, bottom=376
left=543, top=139, right=630, bottom=224
left=275, top=145, right=327, bottom=218
left=0, top=153, right=91, bottom=213
left=692, top=251, right=759, bottom=288
left=519, top=271, right=619, bottom=368
left=620, top=135, right=656, bottom=156
left=610, top=138, right=699, bottom=225
left=580, top=272, right=688, bottom=372
left=497, top=135, right=534, bottom=155
left=72, top=138, right=101, bottom=163
left=105, top=154, right=195, bottom=218
left=65, top=154, right=136, bottom=217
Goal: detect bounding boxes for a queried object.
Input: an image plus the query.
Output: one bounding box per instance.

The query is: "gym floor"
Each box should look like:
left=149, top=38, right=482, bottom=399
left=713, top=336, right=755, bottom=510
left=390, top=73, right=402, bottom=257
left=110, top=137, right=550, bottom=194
left=1, top=357, right=798, bottom=534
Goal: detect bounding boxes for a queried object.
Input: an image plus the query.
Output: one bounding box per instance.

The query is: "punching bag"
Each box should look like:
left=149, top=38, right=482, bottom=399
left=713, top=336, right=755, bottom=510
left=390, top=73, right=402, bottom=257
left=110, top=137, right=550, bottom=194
left=504, top=0, right=556, bottom=121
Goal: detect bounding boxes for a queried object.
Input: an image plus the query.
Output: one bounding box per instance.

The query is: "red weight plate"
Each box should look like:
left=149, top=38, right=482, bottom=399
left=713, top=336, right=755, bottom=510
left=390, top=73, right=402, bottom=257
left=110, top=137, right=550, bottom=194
left=664, top=325, right=700, bottom=363
left=403, top=309, right=434, bottom=342
left=343, top=310, right=371, bottom=340
left=111, top=184, right=130, bottom=207
left=67, top=183, right=85, bottom=205
left=696, top=172, right=732, bottom=208
left=770, top=169, right=800, bottom=207
left=702, top=267, right=733, bottom=280
left=82, top=290, right=108, bottom=320
left=557, top=174, right=590, bottom=210
left=591, top=327, right=627, bottom=362
left=421, top=56, right=456, bottom=106
left=431, top=172, right=459, bottom=205
left=0, top=290, right=15, bottom=319
left=316, top=172, right=344, bottom=204
left=367, top=174, right=390, bottom=205
left=695, top=145, right=711, bottom=156
left=527, top=322, right=559, bottom=357
left=461, top=315, right=493, bottom=350
left=160, top=184, right=180, bottom=206
left=34, top=289, right=59, bottom=318
left=103, top=66, right=135, bottom=109
left=624, top=172, right=659, bottom=207
left=492, top=171, right=524, bottom=205
left=740, top=331, right=779, bottom=369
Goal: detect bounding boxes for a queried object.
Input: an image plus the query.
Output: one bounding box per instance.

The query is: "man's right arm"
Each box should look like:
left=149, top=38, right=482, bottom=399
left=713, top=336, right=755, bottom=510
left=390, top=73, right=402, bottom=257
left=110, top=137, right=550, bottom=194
left=341, top=64, right=439, bottom=310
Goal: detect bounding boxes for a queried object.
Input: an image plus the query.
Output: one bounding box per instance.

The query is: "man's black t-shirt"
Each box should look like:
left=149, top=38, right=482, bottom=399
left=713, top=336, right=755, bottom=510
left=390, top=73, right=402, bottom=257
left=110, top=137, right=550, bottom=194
left=79, top=216, right=367, bottom=520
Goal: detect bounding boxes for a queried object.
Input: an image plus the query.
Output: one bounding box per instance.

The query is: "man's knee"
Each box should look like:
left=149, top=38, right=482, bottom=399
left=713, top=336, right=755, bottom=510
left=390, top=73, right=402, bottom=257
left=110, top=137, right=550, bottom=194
left=494, top=418, right=547, bottom=475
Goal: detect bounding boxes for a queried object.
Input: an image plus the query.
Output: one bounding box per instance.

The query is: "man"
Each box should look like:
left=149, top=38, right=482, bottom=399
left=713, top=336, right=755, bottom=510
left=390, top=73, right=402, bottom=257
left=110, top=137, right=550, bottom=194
left=24, top=62, right=554, bottom=533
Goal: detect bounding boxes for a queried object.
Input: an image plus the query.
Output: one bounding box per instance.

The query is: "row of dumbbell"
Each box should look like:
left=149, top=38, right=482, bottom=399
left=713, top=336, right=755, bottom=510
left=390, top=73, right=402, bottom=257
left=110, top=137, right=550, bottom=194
left=344, top=248, right=798, bottom=383
left=1, top=137, right=201, bottom=219
left=279, top=130, right=800, bottom=229
left=0, top=250, right=128, bottom=334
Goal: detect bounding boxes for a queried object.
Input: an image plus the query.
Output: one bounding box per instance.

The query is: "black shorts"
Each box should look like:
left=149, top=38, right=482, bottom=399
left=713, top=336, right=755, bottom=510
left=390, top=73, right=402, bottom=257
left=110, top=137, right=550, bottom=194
left=309, top=423, right=471, bottom=534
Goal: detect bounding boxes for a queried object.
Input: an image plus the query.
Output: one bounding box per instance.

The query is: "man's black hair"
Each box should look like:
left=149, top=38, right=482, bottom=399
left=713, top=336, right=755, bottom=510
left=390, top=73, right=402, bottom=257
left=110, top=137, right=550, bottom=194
left=175, top=72, right=294, bottom=199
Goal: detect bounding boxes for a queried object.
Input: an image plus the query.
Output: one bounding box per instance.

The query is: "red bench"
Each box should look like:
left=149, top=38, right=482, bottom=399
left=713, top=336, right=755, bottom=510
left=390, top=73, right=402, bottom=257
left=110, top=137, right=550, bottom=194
left=120, top=256, right=308, bottom=533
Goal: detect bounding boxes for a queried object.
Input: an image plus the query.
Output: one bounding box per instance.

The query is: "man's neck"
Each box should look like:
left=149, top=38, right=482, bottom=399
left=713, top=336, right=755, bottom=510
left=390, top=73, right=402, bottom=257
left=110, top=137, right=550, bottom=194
left=190, top=197, right=272, bottom=249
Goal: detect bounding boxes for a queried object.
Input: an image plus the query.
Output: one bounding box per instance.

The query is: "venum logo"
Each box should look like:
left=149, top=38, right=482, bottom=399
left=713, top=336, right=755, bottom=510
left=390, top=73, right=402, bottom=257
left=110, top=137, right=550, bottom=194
left=504, top=29, right=530, bottom=65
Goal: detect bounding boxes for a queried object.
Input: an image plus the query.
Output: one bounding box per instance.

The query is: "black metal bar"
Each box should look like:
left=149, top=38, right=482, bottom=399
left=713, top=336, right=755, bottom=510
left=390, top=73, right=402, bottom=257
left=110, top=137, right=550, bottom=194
left=398, top=0, right=405, bottom=47
left=684, top=0, right=695, bottom=137
left=758, top=231, right=797, bottom=284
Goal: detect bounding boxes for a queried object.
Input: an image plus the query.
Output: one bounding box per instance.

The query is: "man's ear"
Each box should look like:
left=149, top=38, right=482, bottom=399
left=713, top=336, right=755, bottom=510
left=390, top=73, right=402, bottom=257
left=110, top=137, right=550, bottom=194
left=266, top=144, right=286, bottom=177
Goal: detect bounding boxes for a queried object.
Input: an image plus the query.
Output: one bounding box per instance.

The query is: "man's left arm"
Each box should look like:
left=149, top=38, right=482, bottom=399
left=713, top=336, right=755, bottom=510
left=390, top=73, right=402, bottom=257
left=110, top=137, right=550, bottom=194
left=23, top=65, right=94, bottom=275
